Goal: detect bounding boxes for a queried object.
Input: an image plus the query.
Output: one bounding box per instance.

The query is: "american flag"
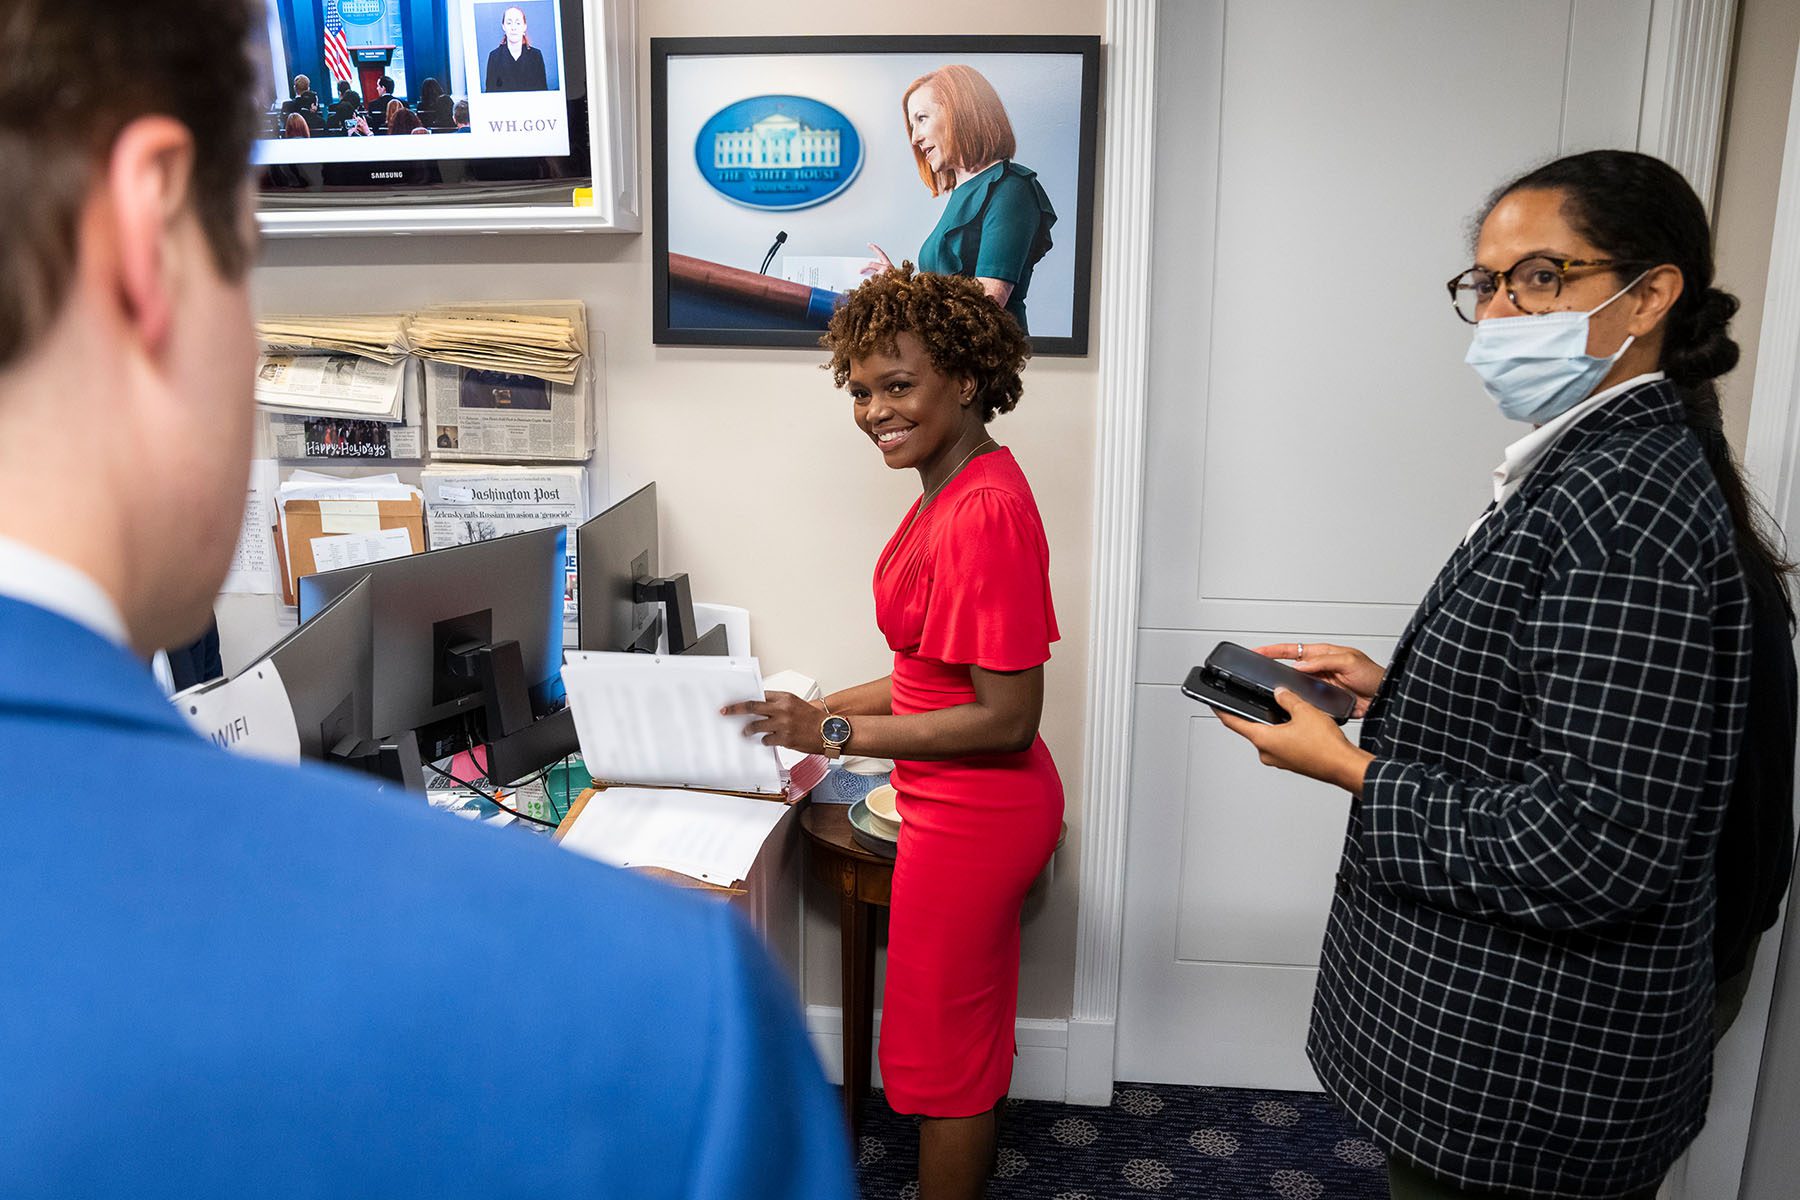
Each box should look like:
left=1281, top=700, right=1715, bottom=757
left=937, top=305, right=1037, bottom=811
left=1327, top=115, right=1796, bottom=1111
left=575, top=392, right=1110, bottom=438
left=322, top=0, right=353, bottom=85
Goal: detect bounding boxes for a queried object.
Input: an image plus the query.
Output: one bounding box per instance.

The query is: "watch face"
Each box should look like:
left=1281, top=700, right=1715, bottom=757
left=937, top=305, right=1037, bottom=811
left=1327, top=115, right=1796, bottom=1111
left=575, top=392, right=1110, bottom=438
left=822, top=716, right=852, bottom=746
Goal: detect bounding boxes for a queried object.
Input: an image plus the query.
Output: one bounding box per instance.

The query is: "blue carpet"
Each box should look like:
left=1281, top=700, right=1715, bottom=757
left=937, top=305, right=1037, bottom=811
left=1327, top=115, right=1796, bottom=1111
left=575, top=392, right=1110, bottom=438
left=852, top=1082, right=1389, bottom=1198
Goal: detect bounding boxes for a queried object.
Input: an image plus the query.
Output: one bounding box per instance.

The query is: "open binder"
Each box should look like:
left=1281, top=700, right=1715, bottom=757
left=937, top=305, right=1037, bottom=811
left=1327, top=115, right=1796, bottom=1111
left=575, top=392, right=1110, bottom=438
left=560, top=651, right=827, bottom=801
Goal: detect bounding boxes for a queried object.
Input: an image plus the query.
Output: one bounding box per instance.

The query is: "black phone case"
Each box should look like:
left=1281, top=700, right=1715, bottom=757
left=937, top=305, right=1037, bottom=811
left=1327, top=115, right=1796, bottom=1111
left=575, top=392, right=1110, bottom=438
left=1180, top=666, right=1289, bottom=725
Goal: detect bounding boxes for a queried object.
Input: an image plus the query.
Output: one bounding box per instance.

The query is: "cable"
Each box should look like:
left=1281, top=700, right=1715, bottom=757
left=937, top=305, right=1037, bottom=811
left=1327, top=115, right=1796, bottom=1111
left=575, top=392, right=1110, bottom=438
left=427, top=763, right=559, bottom=829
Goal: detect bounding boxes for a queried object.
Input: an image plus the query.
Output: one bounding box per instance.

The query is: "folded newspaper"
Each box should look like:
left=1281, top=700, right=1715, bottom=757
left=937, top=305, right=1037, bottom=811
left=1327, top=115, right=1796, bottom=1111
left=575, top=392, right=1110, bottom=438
left=407, top=301, right=587, bottom=385
left=266, top=361, right=424, bottom=461
left=256, top=313, right=411, bottom=364
left=255, top=352, right=406, bottom=421
left=422, top=466, right=588, bottom=624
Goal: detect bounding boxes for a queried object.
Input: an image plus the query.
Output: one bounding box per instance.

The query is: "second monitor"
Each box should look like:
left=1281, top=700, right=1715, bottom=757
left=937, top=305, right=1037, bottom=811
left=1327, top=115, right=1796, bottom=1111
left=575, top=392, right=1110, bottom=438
left=298, top=526, right=570, bottom=788
left=577, top=482, right=726, bottom=656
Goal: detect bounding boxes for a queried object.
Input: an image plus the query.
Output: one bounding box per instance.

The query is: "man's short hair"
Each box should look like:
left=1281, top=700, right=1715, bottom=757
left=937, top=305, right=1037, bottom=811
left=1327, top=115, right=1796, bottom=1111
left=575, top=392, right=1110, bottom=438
left=0, top=0, right=260, bottom=369
left=379, top=75, right=395, bottom=94
left=292, top=73, right=309, bottom=95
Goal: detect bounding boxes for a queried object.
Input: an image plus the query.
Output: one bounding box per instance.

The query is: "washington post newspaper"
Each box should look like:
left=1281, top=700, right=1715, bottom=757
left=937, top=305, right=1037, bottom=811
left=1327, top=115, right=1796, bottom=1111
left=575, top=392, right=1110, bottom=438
left=422, top=466, right=588, bottom=625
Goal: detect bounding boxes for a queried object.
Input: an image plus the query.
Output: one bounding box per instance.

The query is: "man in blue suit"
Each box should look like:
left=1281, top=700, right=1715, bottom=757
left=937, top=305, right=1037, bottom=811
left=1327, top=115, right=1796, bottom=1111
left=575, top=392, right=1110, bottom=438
left=0, top=3, right=854, bottom=1197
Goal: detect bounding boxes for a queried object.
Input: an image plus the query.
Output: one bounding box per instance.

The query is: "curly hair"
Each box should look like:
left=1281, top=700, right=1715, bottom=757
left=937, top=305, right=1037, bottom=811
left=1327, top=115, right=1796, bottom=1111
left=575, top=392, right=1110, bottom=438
left=822, top=264, right=1031, bottom=423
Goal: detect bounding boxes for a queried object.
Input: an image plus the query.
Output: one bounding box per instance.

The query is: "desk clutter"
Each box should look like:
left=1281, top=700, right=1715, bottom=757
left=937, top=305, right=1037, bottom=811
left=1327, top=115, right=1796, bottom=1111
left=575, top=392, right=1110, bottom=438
left=190, top=476, right=830, bottom=891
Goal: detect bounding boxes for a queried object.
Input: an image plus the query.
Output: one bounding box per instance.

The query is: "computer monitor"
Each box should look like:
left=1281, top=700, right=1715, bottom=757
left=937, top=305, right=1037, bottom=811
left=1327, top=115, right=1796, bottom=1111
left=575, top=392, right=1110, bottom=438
left=260, top=576, right=375, bottom=763
left=297, top=526, right=574, bottom=787
left=193, top=576, right=375, bottom=767
left=576, top=482, right=727, bottom=655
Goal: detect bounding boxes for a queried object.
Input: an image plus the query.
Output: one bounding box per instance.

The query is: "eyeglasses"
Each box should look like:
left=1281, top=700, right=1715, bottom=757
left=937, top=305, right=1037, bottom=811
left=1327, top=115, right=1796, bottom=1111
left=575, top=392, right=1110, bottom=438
left=1446, top=255, right=1650, bottom=324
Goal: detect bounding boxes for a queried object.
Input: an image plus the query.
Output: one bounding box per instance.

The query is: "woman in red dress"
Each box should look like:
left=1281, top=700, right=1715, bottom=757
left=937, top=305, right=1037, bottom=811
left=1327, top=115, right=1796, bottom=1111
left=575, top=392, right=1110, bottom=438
left=732, top=266, right=1063, bottom=1198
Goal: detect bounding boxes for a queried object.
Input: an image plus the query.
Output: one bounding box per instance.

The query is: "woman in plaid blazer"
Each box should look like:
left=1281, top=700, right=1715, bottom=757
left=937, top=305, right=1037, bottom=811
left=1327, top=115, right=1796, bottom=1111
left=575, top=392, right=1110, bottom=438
left=1220, top=151, right=1787, bottom=1199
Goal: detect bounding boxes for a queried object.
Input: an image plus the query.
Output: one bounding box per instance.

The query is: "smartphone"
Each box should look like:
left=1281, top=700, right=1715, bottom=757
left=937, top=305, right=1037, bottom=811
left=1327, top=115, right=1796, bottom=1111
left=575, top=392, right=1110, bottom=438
left=1181, top=665, right=1289, bottom=724
left=1186, top=641, right=1358, bottom=724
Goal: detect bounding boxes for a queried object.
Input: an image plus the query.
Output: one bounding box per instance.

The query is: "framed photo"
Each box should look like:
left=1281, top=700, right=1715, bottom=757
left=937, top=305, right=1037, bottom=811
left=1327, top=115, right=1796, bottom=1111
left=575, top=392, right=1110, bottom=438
left=651, top=36, right=1101, bottom=354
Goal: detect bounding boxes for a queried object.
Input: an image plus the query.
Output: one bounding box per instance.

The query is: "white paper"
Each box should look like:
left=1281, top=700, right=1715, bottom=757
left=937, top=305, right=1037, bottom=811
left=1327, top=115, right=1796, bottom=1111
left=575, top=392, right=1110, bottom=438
left=779, top=255, right=872, bottom=295
left=561, top=652, right=786, bottom=794
left=223, top=459, right=280, bottom=595
left=558, top=786, right=789, bottom=885
left=309, top=526, right=414, bottom=573
left=287, top=469, right=403, bottom=486
left=317, top=500, right=382, bottom=534
left=173, top=661, right=301, bottom=765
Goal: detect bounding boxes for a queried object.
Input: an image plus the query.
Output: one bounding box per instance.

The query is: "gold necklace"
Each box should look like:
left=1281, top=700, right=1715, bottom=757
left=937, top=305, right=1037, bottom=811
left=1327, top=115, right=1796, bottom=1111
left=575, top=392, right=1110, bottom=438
left=894, top=437, right=996, bottom=545
left=921, top=437, right=996, bottom=506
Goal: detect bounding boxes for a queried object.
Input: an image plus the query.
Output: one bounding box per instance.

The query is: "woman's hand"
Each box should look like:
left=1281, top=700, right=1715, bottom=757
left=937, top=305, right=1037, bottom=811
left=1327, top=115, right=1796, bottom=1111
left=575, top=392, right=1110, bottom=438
left=1217, top=690, right=1374, bottom=795
left=720, top=692, right=826, bottom=754
left=862, top=243, right=895, bottom=278
left=1254, top=642, right=1384, bottom=718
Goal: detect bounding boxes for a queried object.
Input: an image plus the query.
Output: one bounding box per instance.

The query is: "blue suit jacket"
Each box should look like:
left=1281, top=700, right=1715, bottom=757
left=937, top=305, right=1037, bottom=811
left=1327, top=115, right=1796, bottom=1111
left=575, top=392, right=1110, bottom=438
left=0, top=597, right=853, bottom=1198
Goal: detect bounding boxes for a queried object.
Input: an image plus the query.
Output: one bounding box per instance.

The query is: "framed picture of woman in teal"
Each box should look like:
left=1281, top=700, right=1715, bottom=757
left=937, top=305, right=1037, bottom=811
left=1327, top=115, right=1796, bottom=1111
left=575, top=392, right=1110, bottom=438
left=651, top=36, right=1100, bottom=354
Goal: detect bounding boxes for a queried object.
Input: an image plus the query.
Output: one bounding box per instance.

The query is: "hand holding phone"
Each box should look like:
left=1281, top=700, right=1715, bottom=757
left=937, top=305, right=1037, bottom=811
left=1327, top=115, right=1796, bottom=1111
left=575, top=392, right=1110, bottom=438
left=1181, top=640, right=1358, bottom=725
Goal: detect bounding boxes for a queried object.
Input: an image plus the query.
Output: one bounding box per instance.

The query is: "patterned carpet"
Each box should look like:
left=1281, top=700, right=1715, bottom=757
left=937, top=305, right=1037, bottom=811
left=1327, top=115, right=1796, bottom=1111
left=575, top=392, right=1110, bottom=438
left=851, top=1082, right=1389, bottom=1199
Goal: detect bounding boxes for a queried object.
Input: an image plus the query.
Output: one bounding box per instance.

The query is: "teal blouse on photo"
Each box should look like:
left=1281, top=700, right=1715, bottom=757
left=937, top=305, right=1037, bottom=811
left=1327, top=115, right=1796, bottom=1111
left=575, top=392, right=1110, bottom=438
left=917, top=160, right=1057, bottom=334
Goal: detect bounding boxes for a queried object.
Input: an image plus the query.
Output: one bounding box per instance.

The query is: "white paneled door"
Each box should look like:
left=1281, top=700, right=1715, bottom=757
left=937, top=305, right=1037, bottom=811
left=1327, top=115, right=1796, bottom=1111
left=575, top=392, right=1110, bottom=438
left=1116, top=0, right=1666, bottom=1088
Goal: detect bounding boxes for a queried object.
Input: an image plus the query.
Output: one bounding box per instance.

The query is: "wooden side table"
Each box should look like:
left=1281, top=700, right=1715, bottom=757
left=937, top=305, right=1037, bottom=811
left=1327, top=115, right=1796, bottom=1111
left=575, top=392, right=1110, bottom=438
left=799, top=803, right=893, bottom=1138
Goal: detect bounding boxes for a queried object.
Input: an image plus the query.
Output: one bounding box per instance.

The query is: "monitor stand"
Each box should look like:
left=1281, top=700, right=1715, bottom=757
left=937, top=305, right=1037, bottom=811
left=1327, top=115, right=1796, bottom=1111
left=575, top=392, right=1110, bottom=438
left=632, top=573, right=726, bottom=655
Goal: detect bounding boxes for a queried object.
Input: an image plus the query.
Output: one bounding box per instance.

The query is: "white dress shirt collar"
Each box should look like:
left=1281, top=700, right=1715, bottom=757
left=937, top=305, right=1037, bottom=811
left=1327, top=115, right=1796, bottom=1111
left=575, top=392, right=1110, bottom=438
left=1491, top=371, right=1666, bottom=506
left=1463, top=371, right=1666, bottom=543
left=0, top=534, right=131, bottom=649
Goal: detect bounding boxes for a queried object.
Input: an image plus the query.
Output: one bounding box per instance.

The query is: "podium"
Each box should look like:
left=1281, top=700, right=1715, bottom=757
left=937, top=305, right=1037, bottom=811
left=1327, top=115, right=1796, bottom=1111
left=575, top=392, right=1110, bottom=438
left=350, top=45, right=397, bottom=111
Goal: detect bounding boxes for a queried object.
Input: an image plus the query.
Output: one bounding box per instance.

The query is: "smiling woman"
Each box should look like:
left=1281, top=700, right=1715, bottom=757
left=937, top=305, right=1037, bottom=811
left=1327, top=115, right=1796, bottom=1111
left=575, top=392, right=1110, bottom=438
left=726, top=266, right=1061, bottom=1198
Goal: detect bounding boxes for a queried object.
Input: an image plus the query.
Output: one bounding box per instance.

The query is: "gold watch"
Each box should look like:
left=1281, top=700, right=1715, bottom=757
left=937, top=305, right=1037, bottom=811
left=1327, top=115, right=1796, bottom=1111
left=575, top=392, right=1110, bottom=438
left=819, top=699, right=852, bottom=759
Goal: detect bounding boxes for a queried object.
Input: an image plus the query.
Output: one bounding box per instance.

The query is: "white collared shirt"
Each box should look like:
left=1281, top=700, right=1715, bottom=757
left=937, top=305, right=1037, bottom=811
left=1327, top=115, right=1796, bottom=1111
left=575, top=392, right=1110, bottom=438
left=1463, top=371, right=1666, bottom=543
left=0, top=534, right=131, bottom=648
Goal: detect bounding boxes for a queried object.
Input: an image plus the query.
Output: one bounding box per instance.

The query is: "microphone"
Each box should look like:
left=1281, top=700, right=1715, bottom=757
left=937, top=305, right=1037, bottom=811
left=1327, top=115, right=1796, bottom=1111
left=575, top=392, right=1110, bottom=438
left=758, top=230, right=788, bottom=275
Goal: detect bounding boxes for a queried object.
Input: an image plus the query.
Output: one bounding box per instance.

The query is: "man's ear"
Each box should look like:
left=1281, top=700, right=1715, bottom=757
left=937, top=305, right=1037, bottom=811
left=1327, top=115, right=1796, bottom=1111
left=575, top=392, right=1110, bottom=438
left=104, top=116, right=196, bottom=357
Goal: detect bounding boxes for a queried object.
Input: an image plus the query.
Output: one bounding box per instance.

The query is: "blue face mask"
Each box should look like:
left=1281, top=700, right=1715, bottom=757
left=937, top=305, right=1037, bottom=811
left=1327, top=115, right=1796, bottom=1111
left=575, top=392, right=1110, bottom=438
left=1464, top=271, right=1647, bottom=424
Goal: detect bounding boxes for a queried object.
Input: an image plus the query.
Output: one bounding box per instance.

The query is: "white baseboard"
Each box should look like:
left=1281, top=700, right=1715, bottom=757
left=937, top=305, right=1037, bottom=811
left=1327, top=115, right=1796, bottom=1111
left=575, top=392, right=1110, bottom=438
left=805, top=1005, right=1071, bottom=1102
left=1064, top=1018, right=1118, bottom=1106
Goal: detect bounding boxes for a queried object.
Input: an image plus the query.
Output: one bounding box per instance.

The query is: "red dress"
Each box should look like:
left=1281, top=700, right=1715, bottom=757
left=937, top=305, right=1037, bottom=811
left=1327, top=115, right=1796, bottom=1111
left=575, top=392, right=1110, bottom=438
left=872, top=447, right=1064, bottom=1118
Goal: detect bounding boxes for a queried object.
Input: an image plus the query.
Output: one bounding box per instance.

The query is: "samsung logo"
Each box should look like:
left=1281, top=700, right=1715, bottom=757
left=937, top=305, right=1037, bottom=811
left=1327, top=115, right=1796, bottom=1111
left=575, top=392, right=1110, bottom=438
left=370, top=171, right=405, bottom=180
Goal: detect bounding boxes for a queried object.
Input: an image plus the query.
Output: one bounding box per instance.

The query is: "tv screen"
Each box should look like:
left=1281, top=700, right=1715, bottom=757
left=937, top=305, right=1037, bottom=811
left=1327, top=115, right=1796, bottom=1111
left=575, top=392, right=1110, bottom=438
left=256, top=0, right=591, bottom=204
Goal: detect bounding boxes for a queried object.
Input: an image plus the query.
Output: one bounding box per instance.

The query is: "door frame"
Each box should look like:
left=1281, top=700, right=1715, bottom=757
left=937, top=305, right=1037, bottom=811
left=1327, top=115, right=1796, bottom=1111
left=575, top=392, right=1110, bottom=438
left=1071, top=0, right=1747, bottom=1125
left=1731, top=34, right=1800, bottom=1200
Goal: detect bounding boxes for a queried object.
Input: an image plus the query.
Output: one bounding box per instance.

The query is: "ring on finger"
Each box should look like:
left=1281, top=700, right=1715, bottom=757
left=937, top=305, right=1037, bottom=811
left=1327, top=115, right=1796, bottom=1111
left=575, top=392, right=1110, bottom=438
left=1297, top=643, right=1305, bottom=661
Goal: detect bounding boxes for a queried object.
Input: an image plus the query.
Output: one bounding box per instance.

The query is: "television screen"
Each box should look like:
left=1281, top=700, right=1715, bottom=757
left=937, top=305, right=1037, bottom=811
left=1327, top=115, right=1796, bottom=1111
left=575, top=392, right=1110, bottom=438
left=256, top=0, right=590, bottom=201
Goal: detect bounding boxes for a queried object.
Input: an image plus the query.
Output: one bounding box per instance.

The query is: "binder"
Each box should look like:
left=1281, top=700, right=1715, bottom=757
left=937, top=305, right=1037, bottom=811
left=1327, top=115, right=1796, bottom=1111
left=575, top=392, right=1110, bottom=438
left=560, top=651, right=826, bottom=801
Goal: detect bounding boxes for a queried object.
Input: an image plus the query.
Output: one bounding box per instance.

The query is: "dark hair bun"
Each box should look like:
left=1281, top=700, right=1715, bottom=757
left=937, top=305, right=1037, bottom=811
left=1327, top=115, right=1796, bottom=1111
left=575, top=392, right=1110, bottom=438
left=1665, top=286, right=1740, bottom=387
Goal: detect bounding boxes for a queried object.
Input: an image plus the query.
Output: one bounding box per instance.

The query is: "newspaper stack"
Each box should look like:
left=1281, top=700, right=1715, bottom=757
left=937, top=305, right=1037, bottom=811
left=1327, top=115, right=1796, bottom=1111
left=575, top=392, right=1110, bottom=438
left=255, top=314, right=413, bottom=423
left=415, top=302, right=596, bottom=462
left=256, top=314, right=411, bottom=364
left=407, top=302, right=586, bottom=384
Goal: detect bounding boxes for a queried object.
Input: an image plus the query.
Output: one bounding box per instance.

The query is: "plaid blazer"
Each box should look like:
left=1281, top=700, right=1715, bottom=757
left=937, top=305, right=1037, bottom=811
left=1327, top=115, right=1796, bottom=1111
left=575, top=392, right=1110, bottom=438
left=1308, top=379, right=1751, bottom=1197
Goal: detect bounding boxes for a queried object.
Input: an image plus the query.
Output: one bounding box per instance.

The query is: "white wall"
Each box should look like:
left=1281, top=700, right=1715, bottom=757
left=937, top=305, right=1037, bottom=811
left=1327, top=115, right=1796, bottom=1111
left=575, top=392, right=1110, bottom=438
left=246, top=0, right=1103, bottom=1022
